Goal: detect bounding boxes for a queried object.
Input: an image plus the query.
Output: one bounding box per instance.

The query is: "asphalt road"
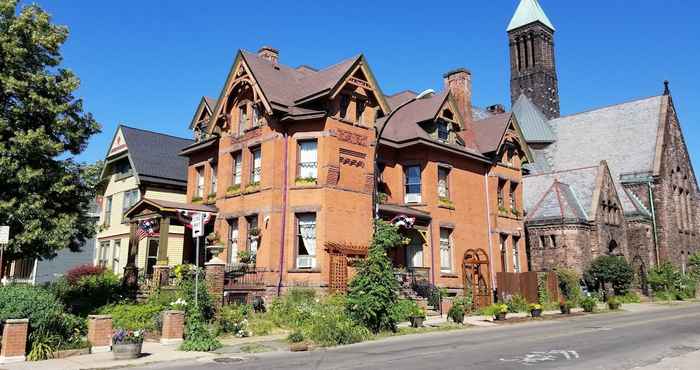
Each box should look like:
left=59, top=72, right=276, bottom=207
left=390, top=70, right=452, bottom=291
left=143, top=304, right=700, bottom=370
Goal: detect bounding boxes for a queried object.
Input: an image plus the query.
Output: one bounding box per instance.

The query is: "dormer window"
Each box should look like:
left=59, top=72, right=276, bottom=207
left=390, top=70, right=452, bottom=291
left=437, top=120, right=449, bottom=142
left=356, top=99, right=366, bottom=125
left=339, top=94, right=350, bottom=120
left=238, top=104, right=247, bottom=134
left=252, top=105, right=261, bottom=127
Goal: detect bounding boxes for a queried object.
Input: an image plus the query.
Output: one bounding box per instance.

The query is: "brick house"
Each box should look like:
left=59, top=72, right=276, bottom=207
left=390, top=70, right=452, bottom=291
left=508, top=0, right=699, bottom=289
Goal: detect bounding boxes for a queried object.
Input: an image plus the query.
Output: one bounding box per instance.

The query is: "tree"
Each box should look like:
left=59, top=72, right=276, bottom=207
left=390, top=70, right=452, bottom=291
left=80, top=160, right=105, bottom=195
left=688, top=252, right=700, bottom=282
left=347, top=220, right=402, bottom=333
left=0, top=0, right=100, bottom=261
left=584, top=256, right=634, bottom=295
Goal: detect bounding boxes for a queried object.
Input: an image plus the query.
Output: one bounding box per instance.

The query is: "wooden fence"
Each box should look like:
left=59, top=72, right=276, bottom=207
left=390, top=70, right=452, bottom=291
left=496, top=271, right=560, bottom=303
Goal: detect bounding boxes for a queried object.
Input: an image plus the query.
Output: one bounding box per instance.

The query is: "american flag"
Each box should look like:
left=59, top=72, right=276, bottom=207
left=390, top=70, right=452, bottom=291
left=137, top=219, right=159, bottom=240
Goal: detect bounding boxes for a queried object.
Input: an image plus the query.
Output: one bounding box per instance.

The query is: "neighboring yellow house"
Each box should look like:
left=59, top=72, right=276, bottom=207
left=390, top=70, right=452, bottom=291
left=96, top=125, right=193, bottom=276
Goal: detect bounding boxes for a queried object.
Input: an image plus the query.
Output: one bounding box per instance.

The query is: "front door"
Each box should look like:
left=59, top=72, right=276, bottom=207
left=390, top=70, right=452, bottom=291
left=146, top=238, right=159, bottom=276
left=406, top=234, right=424, bottom=268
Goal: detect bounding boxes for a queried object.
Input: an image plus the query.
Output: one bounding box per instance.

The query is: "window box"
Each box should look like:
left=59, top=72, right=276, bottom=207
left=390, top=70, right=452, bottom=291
left=226, top=184, right=241, bottom=196
left=245, top=182, right=261, bottom=194
left=498, top=205, right=509, bottom=215
left=191, top=196, right=203, bottom=204
left=295, top=177, right=317, bottom=186
left=510, top=209, right=521, bottom=218
left=378, top=192, right=389, bottom=204
left=439, top=197, right=455, bottom=210
left=205, top=193, right=216, bottom=204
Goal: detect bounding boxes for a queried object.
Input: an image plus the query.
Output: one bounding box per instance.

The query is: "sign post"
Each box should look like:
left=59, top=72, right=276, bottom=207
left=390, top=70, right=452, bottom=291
left=0, top=226, right=8, bottom=281
left=191, top=214, right=204, bottom=307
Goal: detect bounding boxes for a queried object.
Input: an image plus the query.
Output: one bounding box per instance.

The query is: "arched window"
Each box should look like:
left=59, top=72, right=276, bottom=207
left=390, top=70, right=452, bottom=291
left=608, top=240, right=619, bottom=256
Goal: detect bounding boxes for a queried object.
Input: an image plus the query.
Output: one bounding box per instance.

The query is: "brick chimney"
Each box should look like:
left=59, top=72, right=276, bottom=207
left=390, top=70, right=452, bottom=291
left=487, top=104, right=506, bottom=114
left=258, top=46, right=279, bottom=63
left=444, top=68, right=478, bottom=150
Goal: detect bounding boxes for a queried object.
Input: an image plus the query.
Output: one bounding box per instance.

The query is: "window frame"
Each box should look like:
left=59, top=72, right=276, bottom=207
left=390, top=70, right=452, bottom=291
left=297, top=139, right=319, bottom=180
left=194, top=165, right=205, bottom=198
left=231, top=152, right=242, bottom=186
left=295, top=213, right=317, bottom=269
left=246, top=214, right=259, bottom=254
left=436, top=120, right=450, bottom=142
left=339, top=94, right=350, bottom=119
left=355, top=98, right=366, bottom=125
left=112, top=240, right=121, bottom=272
left=121, top=189, right=139, bottom=223
left=512, top=237, right=521, bottom=273
left=238, top=103, right=248, bottom=135
left=500, top=234, right=508, bottom=272
left=404, top=164, right=422, bottom=203
left=509, top=182, right=518, bottom=211
left=250, top=146, right=262, bottom=184
left=104, top=195, right=113, bottom=227
left=210, top=163, right=218, bottom=196
left=228, top=218, right=239, bottom=265
left=439, top=228, right=452, bottom=273
left=437, top=165, right=451, bottom=200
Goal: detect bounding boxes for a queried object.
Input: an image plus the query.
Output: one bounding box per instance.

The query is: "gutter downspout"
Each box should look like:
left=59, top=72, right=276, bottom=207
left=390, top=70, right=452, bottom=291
left=484, top=170, right=496, bottom=299
left=277, top=128, right=290, bottom=296
left=648, top=181, right=660, bottom=266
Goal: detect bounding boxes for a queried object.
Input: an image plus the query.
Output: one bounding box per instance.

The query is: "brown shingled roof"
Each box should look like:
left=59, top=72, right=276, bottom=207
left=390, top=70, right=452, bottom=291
left=472, top=112, right=512, bottom=154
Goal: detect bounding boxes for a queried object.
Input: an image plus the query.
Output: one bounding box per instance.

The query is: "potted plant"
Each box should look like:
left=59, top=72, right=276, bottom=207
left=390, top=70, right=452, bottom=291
left=112, top=329, right=144, bottom=360
left=581, top=296, right=597, bottom=313
left=205, top=232, right=224, bottom=258
left=287, top=331, right=308, bottom=352
left=488, top=304, right=509, bottom=321
left=447, top=304, right=465, bottom=324
left=607, top=296, right=621, bottom=311
left=408, top=305, right=426, bottom=328
left=238, top=250, right=254, bottom=265
left=249, top=227, right=261, bottom=239
left=560, top=300, right=573, bottom=315
left=529, top=303, right=543, bottom=318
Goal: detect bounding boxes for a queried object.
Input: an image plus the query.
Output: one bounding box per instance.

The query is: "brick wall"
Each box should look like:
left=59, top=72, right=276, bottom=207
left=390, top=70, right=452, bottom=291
left=161, top=310, right=185, bottom=345
left=87, top=315, right=113, bottom=352
left=1, top=319, right=28, bottom=363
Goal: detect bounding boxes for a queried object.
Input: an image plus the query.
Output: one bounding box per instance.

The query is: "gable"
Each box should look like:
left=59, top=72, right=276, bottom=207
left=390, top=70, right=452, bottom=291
left=655, top=96, right=699, bottom=192
left=327, top=58, right=390, bottom=115
left=108, top=127, right=128, bottom=157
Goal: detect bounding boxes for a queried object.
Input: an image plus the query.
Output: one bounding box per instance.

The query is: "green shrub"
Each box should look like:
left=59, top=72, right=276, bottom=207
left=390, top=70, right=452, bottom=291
left=347, top=220, right=401, bottom=333
left=452, top=295, right=473, bottom=313
left=27, top=331, right=61, bottom=361
left=219, top=305, right=251, bottom=337
left=49, top=271, right=125, bottom=316
left=287, top=330, right=304, bottom=343
left=99, top=302, right=165, bottom=332
left=482, top=304, right=508, bottom=317
left=607, top=296, right=621, bottom=310
left=504, top=294, right=529, bottom=313
left=447, top=305, right=465, bottom=323
left=389, top=299, right=423, bottom=323
left=303, top=295, right=370, bottom=347
left=268, top=288, right=318, bottom=328
left=618, top=291, right=641, bottom=304
left=581, top=296, right=597, bottom=313
left=556, top=268, right=583, bottom=304
left=247, top=313, right=276, bottom=336
left=180, top=312, right=221, bottom=352
left=647, top=262, right=696, bottom=301
left=176, top=268, right=215, bottom=322
left=0, top=285, right=64, bottom=332
left=584, top=256, right=635, bottom=295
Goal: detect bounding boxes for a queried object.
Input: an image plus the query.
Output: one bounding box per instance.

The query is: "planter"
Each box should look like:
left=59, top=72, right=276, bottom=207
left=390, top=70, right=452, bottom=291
left=112, top=342, right=143, bottom=360
left=289, top=343, right=309, bottom=352
left=530, top=309, right=543, bottom=318
left=560, top=305, right=571, bottom=315
left=207, top=244, right=225, bottom=258
left=409, top=316, right=425, bottom=328
left=451, top=314, right=465, bottom=324
left=608, top=302, right=621, bottom=311
left=228, top=262, right=248, bottom=273
left=494, top=313, right=507, bottom=321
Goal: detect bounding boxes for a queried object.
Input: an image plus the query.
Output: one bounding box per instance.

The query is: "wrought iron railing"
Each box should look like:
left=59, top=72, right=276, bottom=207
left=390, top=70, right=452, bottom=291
left=223, top=266, right=266, bottom=290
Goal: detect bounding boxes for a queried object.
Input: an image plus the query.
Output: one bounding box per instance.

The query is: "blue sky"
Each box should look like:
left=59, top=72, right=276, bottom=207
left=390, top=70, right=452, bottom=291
left=30, top=0, right=699, bottom=169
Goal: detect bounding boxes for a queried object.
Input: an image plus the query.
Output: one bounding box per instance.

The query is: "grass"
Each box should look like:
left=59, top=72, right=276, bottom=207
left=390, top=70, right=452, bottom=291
left=373, top=323, right=468, bottom=340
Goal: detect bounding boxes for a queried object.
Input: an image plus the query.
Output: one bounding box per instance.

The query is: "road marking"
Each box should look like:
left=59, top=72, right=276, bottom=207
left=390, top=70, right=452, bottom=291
left=500, top=350, right=580, bottom=365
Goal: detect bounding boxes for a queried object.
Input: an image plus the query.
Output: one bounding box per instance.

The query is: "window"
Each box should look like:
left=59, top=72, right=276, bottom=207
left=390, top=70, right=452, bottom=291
left=210, top=164, right=218, bottom=195
left=438, top=166, right=450, bottom=200
left=247, top=215, right=259, bottom=254
left=251, top=147, right=262, bottom=184
left=339, top=94, right=350, bottom=119
left=497, top=180, right=506, bottom=209
left=146, top=238, right=159, bottom=276
left=104, top=196, right=113, bottom=226
left=98, top=241, right=110, bottom=267
left=298, top=140, right=318, bottom=179
left=539, top=235, right=547, bottom=249
left=356, top=99, right=366, bottom=124
left=296, top=214, right=317, bottom=269
left=238, top=104, right=248, bottom=133
left=195, top=166, right=205, bottom=197
left=404, top=165, right=422, bottom=203
left=228, top=219, right=239, bottom=265
left=437, top=120, right=449, bottom=142
left=112, top=240, right=121, bottom=272
left=440, top=228, right=452, bottom=272
left=252, top=105, right=260, bottom=127
left=500, top=235, right=508, bottom=272
left=122, top=189, right=139, bottom=223
left=509, top=183, right=517, bottom=211
left=512, top=237, right=521, bottom=273
left=232, top=152, right=242, bottom=186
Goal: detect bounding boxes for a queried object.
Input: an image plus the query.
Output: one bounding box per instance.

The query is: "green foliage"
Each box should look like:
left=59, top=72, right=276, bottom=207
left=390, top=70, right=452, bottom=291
left=447, top=305, right=465, bottom=323
left=98, top=301, right=164, bottom=332
left=556, top=268, right=583, bottom=305
left=617, top=291, right=641, bottom=304
left=0, top=0, right=101, bottom=261
left=537, top=273, right=551, bottom=304
left=581, top=296, right=597, bottom=313
left=176, top=268, right=215, bottom=322
left=347, top=220, right=401, bottom=333
left=27, top=331, right=61, bottom=361
left=452, top=294, right=473, bottom=313
left=219, top=305, right=251, bottom=337
left=482, top=304, right=508, bottom=317
left=688, top=252, right=700, bottom=281
left=504, top=294, right=529, bottom=313
left=648, top=262, right=696, bottom=301
left=180, top=312, right=221, bottom=352
left=584, top=256, right=635, bottom=295
left=0, top=285, right=63, bottom=331
left=49, top=271, right=125, bottom=316
left=247, top=314, right=276, bottom=336
left=287, top=330, right=305, bottom=343
left=389, top=299, right=423, bottom=323
left=607, top=296, right=621, bottom=310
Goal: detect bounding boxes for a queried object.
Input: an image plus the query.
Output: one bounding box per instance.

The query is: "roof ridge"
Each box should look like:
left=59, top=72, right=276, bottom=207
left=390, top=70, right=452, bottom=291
left=119, top=124, right=193, bottom=142
left=524, top=164, right=599, bottom=178
left=552, top=95, right=663, bottom=121
left=387, top=89, right=419, bottom=98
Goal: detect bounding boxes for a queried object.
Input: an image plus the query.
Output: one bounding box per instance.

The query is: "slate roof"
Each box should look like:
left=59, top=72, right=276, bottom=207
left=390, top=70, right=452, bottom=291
left=512, top=94, right=556, bottom=143
left=120, top=126, right=193, bottom=186
left=543, top=96, right=663, bottom=179
left=507, top=0, right=555, bottom=31
left=524, top=166, right=598, bottom=222
left=473, top=113, right=512, bottom=154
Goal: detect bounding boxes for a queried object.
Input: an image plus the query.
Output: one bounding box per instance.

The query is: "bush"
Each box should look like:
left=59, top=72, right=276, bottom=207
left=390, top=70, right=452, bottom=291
left=219, top=305, right=251, bottom=337
left=65, top=264, right=106, bottom=285
left=180, top=313, right=221, bottom=352
left=303, top=295, right=370, bottom=347
left=584, top=256, right=634, bottom=295
left=452, top=295, right=473, bottom=313
left=176, top=268, right=215, bottom=322
left=99, top=301, right=165, bottom=332
left=556, top=268, right=583, bottom=304
left=447, top=305, right=465, bottom=323
left=581, top=296, right=597, bottom=313
left=618, top=291, right=641, bottom=304
left=504, top=294, right=529, bottom=313
left=247, top=314, right=276, bottom=336
left=0, top=285, right=64, bottom=332
left=49, top=271, right=126, bottom=316
left=647, top=262, right=696, bottom=301
left=389, top=299, right=423, bottom=323
left=347, top=220, right=401, bottom=333
left=287, top=330, right=304, bottom=343
left=482, top=304, right=508, bottom=317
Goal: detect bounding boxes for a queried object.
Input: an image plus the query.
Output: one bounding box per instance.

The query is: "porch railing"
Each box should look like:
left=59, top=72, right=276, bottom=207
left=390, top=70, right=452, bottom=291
left=223, top=266, right=266, bottom=291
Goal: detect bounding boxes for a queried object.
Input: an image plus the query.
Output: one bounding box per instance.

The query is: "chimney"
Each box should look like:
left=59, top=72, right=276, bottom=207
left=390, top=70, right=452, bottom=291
left=444, top=68, right=478, bottom=150
left=443, top=68, right=473, bottom=122
left=487, top=104, right=506, bottom=114
left=258, top=46, right=279, bottom=63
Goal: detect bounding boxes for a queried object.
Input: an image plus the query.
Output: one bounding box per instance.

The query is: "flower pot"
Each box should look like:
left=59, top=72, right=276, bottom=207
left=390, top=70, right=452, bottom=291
left=560, top=305, right=571, bottom=315
left=495, top=313, right=507, bottom=321
left=112, top=342, right=143, bottom=360
left=207, top=244, right=225, bottom=258
left=451, top=314, right=465, bottom=324
left=531, top=309, right=543, bottom=318
left=289, top=343, right=309, bottom=352
left=410, top=316, right=424, bottom=328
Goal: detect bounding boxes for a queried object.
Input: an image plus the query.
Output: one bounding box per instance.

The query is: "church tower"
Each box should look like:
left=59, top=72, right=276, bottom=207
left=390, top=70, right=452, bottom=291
left=508, top=0, right=560, bottom=119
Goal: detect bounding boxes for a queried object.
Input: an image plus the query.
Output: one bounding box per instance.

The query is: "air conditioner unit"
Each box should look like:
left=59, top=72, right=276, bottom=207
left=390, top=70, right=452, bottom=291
left=297, top=256, right=314, bottom=269
left=405, top=193, right=422, bottom=204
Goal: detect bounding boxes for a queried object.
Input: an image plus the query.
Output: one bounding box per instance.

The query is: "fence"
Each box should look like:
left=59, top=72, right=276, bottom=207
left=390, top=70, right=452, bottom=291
left=497, top=271, right=560, bottom=303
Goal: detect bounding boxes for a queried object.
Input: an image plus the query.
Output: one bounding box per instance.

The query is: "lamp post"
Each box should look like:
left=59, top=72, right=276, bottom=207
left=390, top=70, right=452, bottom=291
left=372, top=89, right=435, bottom=228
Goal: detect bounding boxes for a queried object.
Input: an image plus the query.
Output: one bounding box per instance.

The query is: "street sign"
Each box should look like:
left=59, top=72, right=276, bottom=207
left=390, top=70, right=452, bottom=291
left=191, top=213, right=204, bottom=238
left=0, top=226, right=9, bottom=244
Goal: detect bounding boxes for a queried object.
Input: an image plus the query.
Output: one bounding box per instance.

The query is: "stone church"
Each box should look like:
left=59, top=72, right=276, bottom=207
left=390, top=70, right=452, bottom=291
left=509, top=0, right=700, bottom=286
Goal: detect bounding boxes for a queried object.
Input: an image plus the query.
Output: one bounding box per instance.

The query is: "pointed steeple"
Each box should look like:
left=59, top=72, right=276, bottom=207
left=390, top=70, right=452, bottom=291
left=507, top=0, right=555, bottom=32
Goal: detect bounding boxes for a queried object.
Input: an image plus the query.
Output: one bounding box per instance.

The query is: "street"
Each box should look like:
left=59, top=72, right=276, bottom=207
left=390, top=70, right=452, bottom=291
left=142, top=304, right=700, bottom=370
